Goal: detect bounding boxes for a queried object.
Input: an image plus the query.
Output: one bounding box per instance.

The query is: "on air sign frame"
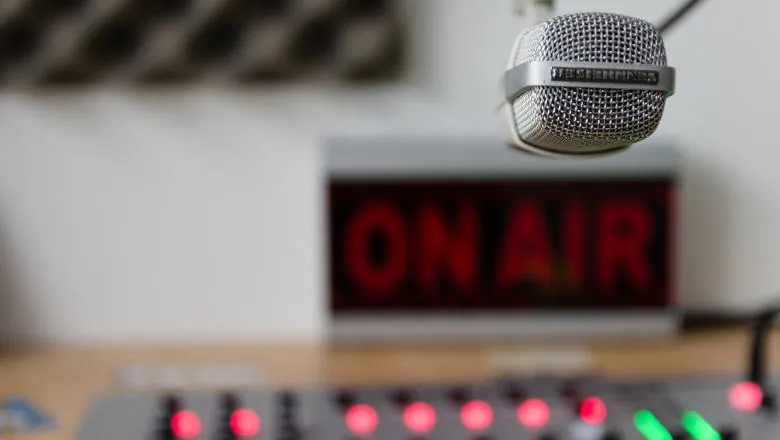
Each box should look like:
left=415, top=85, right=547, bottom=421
left=326, top=138, right=680, bottom=342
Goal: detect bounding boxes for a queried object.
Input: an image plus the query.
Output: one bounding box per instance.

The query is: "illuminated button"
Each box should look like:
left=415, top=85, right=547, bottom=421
left=579, top=397, right=607, bottom=425
left=728, top=382, right=763, bottom=412
left=517, top=398, right=550, bottom=428
left=633, top=410, right=672, bottom=440
left=403, top=402, right=436, bottom=434
left=461, top=400, right=493, bottom=431
left=171, top=410, right=201, bottom=439
left=345, top=404, right=378, bottom=435
left=230, top=409, right=261, bottom=437
left=682, top=411, right=723, bottom=440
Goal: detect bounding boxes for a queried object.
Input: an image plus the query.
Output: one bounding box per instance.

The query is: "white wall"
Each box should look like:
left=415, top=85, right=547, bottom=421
left=1, top=0, right=779, bottom=345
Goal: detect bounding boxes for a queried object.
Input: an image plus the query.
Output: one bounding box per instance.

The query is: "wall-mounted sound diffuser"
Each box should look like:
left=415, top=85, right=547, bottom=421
left=0, top=0, right=405, bottom=86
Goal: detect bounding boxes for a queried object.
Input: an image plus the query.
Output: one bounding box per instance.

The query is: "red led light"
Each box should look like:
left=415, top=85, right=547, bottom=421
left=460, top=400, right=493, bottom=431
left=517, top=398, right=549, bottom=428
left=345, top=404, right=379, bottom=435
left=579, top=397, right=607, bottom=424
left=171, top=410, right=202, bottom=439
left=230, top=409, right=261, bottom=437
left=728, top=381, right=763, bottom=412
left=403, top=402, right=436, bottom=434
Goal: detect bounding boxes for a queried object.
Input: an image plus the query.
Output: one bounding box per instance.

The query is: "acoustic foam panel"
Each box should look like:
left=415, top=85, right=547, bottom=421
left=0, top=0, right=405, bottom=86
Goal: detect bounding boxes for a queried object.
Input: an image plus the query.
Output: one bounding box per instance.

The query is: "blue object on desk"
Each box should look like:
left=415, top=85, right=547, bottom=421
left=0, top=396, right=56, bottom=432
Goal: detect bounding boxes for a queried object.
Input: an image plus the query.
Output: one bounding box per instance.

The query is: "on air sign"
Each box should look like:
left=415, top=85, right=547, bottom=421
left=329, top=180, right=675, bottom=312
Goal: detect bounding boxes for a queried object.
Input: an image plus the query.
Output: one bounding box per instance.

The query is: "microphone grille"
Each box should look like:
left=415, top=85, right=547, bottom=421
left=509, top=13, right=669, bottom=155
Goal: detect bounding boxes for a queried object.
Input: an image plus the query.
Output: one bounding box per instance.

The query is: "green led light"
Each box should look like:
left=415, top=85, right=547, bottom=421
left=633, top=410, right=672, bottom=440
left=681, top=411, right=721, bottom=440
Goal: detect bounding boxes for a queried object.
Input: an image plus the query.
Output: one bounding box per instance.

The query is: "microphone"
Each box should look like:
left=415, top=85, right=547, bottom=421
left=501, top=12, right=676, bottom=158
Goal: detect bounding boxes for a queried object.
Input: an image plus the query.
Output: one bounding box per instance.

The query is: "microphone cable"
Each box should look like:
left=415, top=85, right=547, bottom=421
left=513, top=0, right=709, bottom=35
left=748, top=302, right=779, bottom=396
left=735, top=299, right=780, bottom=413
left=657, top=0, right=707, bottom=34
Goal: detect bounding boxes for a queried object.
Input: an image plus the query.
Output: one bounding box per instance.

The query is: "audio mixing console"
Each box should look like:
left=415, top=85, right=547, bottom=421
left=73, top=308, right=780, bottom=440
left=74, top=373, right=779, bottom=440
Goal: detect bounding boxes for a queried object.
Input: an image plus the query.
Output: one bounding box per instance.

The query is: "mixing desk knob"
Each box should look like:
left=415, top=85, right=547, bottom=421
left=277, top=426, right=300, bottom=440
left=334, top=390, right=355, bottom=410
left=762, top=392, right=776, bottom=411
left=447, top=388, right=471, bottom=404
left=601, top=430, right=621, bottom=440
left=390, top=389, right=414, bottom=407
left=500, top=383, right=525, bottom=402
left=217, top=393, right=240, bottom=440
left=279, top=391, right=299, bottom=440
left=162, top=395, right=181, bottom=414
left=719, top=426, right=739, bottom=440
left=155, top=395, right=182, bottom=440
left=221, top=394, right=239, bottom=410
left=561, top=382, right=578, bottom=399
left=280, top=391, right=297, bottom=408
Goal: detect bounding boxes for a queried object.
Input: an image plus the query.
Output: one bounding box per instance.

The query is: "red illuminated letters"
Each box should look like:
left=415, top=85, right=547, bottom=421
left=496, top=204, right=553, bottom=289
left=418, top=204, right=479, bottom=291
left=338, top=195, right=662, bottom=301
left=597, top=201, right=653, bottom=290
left=344, top=202, right=407, bottom=296
left=563, top=204, right=586, bottom=288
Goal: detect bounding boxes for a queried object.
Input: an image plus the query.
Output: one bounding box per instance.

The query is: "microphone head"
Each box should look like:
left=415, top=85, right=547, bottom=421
left=502, top=12, right=675, bottom=158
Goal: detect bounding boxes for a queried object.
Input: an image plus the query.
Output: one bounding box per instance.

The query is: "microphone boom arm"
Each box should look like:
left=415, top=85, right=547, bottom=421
left=513, top=0, right=710, bottom=35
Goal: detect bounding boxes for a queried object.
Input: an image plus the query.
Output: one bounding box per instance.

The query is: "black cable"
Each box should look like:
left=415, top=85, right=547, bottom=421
left=749, top=305, right=778, bottom=386
left=657, top=0, right=707, bottom=34
left=747, top=302, right=779, bottom=410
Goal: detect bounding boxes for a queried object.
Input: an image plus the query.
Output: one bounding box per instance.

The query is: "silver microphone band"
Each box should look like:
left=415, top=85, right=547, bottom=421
left=504, top=61, right=676, bottom=102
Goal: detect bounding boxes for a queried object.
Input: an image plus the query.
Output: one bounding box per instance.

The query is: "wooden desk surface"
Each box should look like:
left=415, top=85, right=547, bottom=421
left=0, top=328, right=773, bottom=440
